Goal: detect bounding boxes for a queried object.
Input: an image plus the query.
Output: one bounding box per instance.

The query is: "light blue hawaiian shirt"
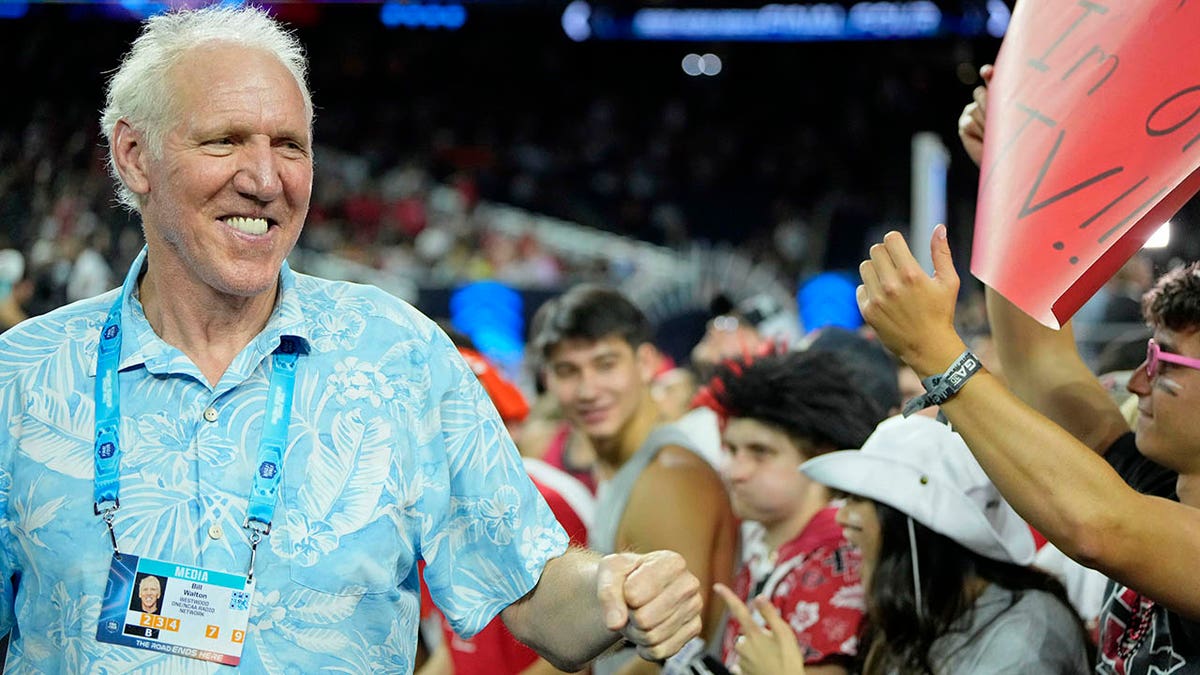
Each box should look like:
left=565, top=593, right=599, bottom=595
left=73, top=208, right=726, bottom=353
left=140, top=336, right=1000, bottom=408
left=0, top=249, right=568, bottom=673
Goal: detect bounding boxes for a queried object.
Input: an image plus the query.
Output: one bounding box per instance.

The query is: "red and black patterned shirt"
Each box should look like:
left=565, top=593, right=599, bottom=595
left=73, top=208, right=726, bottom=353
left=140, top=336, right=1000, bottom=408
left=721, top=506, right=865, bottom=670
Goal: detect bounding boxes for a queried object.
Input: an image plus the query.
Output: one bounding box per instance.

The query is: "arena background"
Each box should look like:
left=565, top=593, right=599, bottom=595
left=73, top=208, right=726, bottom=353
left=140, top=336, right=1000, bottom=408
left=4, top=0, right=1196, bottom=367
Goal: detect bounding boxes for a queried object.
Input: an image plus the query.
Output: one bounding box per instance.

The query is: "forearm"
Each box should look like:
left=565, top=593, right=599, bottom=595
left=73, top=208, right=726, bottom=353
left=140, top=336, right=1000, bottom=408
left=502, top=548, right=620, bottom=671
left=985, top=287, right=1081, bottom=391
left=612, top=654, right=666, bottom=675
left=933, top=361, right=1134, bottom=566
left=518, top=657, right=578, bottom=675
left=942, top=371, right=1200, bottom=618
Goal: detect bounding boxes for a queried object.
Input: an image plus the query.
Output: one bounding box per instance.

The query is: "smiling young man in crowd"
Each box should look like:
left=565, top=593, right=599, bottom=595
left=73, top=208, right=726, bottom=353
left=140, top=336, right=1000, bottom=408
left=533, top=284, right=738, bottom=675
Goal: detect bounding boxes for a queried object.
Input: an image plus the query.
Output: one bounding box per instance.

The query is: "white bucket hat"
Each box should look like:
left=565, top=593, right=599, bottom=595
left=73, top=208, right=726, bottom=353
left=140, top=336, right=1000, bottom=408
left=800, top=414, right=1035, bottom=565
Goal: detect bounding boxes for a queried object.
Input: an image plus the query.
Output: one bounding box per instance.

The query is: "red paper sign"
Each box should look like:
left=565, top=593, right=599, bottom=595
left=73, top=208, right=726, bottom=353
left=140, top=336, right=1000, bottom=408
left=971, top=0, right=1200, bottom=328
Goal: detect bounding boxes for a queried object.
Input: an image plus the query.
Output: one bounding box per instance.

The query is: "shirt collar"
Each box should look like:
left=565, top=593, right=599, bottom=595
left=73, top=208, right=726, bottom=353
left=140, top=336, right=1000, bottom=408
left=780, top=505, right=846, bottom=559
left=87, top=247, right=312, bottom=377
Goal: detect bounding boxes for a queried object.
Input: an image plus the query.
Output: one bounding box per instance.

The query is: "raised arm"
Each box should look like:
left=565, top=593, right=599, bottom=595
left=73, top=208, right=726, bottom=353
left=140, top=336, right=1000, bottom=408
left=958, top=65, right=1128, bottom=454
left=985, top=289, right=1130, bottom=454
left=856, top=228, right=1200, bottom=620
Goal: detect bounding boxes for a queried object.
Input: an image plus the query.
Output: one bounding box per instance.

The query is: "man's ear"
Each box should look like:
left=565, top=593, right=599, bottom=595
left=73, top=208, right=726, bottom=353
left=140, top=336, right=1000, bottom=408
left=111, top=120, right=151, bottom=198
left=635, top=342, right=660, bottom=385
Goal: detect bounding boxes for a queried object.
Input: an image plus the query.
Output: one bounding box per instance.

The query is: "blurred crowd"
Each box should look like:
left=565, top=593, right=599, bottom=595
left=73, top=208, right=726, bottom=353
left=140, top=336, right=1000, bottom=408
left=2, top=8, right=1175, bottom=380
left=3, top=6, right=1004, bottom=332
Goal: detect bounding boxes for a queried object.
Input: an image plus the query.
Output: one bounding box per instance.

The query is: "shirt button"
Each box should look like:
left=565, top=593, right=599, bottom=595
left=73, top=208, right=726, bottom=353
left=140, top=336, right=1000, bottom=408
left=208, top=524, right=224, bottom=540
left=203, top=406, right=219, bottom=423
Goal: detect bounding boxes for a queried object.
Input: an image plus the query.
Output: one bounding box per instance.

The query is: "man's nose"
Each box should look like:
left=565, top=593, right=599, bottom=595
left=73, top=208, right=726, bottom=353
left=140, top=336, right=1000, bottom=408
left=575, top=368, right=599, bottom=399
left=232, top=137, right=284, bottom=203
left=722, top=452, right=750, bottom=482
left=1127, top=361, right=1152, bottom=395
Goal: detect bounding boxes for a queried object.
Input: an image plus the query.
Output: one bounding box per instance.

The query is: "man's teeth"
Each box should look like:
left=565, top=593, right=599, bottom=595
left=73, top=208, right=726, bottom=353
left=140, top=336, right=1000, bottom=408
left=225, top=217, right=269, bottom=235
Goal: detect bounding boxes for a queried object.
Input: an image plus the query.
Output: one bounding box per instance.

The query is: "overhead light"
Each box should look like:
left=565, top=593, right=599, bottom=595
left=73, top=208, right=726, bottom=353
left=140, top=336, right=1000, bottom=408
left=682, top=53, right=722, bottom=76
left=700, top=53, right=722, bottom=76
left=562, top=1, right=592, bottom=42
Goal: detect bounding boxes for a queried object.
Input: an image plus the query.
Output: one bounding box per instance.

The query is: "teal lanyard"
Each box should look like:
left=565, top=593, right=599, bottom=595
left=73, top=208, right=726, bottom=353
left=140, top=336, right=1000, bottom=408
left=93, top=293, right=298, bottom=577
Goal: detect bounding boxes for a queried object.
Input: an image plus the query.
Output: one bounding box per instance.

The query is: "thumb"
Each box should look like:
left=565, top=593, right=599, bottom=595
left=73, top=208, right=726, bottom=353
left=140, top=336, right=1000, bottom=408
left=930, top=224, right=959, bottom=288
left=597, top=553, right=639, bottom=630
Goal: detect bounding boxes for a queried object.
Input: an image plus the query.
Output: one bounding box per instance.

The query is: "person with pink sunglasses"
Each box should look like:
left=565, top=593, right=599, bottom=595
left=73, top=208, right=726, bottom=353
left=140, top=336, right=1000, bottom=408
left=849, top=73, right=1200, bottom=674
left=858, top=226, right=1200, bottom=674
left=1145, top=337, right=1200, bottom=383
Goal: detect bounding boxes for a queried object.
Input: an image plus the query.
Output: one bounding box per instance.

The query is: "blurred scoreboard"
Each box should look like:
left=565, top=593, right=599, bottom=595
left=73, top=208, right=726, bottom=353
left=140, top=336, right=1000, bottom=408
left=0, top=0, right=1009, bottom=41
left=565, top=0, right=1009, bottom=41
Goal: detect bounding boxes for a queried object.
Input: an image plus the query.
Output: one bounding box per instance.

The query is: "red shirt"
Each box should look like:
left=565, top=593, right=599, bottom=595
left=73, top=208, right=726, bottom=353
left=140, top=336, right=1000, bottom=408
left=539, top=423, right=597, bottom=494
left=721, top=507, right=865, bottom=669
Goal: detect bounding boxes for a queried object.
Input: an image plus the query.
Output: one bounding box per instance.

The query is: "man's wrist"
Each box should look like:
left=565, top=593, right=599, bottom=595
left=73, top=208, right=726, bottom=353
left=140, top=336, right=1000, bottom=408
left=902, top=347, right=984, bottom=417
left=906, top=338, right=970, bottom=379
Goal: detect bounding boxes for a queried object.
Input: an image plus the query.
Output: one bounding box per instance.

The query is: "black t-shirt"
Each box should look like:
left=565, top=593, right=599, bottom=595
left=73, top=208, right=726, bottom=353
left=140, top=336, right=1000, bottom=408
left=1104, top=431, right=1178, bottom=499
left=1095, top=432, right=1200, bottom=674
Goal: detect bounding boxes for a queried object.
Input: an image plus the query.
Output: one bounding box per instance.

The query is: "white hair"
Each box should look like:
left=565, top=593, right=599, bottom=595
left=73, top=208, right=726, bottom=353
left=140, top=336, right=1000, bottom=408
left=100, top=4, right=313, bottom=212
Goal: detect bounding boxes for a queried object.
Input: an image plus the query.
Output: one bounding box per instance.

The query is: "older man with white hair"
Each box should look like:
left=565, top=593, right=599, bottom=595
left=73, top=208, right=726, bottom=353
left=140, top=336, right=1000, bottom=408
left=0, top=6, right=701, bottom=672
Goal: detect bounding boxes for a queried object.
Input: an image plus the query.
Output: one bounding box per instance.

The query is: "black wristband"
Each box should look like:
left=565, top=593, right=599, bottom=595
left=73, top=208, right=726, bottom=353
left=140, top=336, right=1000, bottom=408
left=901, top=350, right=983, bottom=417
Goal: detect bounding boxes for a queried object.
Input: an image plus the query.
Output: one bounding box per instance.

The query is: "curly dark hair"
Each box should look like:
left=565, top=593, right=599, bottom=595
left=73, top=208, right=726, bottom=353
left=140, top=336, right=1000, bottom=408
left=1142, top=261, right=1200, bottom=333
left=700, top=350, right=883, bottom=453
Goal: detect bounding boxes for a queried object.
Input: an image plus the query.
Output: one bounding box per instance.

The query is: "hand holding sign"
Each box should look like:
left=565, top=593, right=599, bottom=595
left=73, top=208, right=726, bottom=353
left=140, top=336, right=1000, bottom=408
left=971, top=0, right=1200, bottom=328
left=959, top=64, right=994, bottom=167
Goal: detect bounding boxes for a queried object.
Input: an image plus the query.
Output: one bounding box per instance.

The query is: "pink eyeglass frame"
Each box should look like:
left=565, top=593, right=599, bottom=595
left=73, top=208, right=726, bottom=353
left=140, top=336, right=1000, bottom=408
left=1146, top=338, right=1200, bottom=378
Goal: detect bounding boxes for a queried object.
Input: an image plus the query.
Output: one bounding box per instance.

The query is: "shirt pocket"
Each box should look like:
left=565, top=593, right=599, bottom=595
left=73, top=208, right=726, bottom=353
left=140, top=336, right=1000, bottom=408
left=275, top=488, right=403, bottom=597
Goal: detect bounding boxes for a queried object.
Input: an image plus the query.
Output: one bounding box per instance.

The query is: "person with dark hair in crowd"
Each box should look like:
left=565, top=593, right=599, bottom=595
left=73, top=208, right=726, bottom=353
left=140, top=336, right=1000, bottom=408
left=695, top=350, right=883, bottom=675
left=690, top=293, right=799, bottom=379
left=860, top=226, right=1200, bottom=673
left=0, top=6, right=703, bottom=671
left=532, top=284, right=738, bottom=675
left=804, top=326, right=901, bottom=416
left=718, top=415, right=1091, bottom=674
